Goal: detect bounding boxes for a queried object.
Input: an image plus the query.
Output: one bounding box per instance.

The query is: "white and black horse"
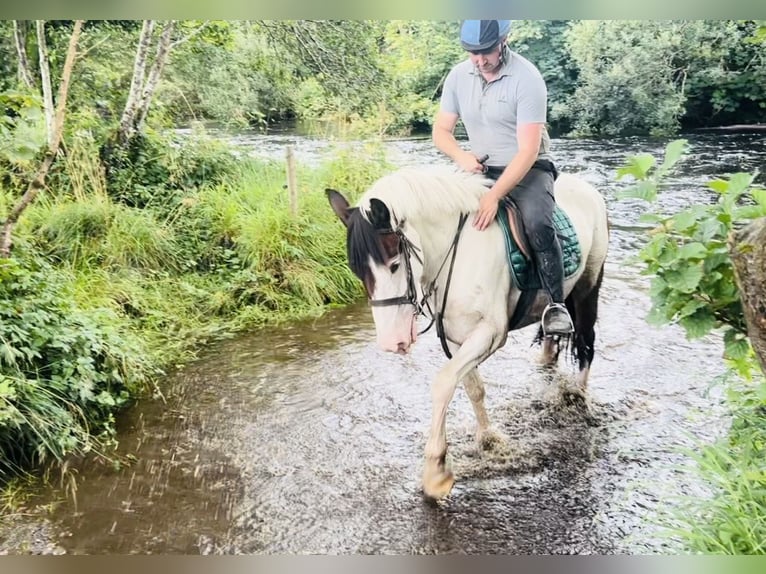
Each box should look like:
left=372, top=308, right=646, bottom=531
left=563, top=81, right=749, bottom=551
left=327, top=165, right=609, bottom=499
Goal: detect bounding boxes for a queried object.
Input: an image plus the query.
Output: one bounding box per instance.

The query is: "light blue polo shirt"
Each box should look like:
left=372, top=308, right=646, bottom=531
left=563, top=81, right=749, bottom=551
left=439, top=46, right=552, bottom=166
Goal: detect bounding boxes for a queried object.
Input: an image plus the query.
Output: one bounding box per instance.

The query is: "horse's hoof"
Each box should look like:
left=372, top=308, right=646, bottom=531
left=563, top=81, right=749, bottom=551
left=422, top=470, right=455, bottom=500
left=477, top=428, right=507, bottom=452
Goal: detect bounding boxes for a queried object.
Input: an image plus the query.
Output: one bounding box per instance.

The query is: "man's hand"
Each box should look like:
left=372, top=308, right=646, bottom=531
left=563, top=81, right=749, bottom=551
left=457, top=151, right=487, bottom=174
left=474, top=190, right=502, bottom=230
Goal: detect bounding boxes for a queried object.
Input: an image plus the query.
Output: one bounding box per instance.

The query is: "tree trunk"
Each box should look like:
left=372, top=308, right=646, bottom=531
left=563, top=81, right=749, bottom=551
left=135, top=20, right=175, bottom=132
left=118, top=20, right=155, bottom=144
left=12, top=20, right=35, bottom=88
left=729, top=217, right=766, bottom=375
left=35, top=20, right=55, bottom=146
left=0, top=20, right=84, bottom=258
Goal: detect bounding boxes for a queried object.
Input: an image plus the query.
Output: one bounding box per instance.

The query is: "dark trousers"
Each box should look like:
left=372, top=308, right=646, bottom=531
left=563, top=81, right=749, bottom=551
left=485, top=159, right=558, bottom=252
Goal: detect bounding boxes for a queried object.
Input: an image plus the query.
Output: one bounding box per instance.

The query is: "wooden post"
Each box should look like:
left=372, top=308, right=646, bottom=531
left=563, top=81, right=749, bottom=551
left=286, top=145, right=298, bottom=217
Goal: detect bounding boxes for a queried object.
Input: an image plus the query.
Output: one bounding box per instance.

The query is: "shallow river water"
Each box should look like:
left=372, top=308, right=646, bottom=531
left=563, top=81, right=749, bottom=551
left=2, top=131, right=765, bottom=554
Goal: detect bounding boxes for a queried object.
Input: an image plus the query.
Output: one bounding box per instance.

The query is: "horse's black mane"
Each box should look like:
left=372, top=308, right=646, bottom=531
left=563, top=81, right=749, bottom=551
left=346, top=208, right=386, bottom=282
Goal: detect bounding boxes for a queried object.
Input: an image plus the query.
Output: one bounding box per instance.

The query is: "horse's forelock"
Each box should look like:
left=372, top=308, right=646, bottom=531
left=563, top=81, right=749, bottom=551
left=346, top=209, right=387, bottom=290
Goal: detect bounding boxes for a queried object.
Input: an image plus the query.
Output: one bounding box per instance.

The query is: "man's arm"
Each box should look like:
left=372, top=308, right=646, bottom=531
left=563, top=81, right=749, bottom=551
left=432, top=110, right=487, bottom=173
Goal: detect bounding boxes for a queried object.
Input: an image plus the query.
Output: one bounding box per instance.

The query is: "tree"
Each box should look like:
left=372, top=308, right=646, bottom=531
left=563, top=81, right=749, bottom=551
left=729, top=219, right=766, bottom=374
left=12, top=21, right=34, bottom=88
left=117, top=20, right=210, bottom=144
left=562, top=21, right=744, bottom=136
left=0, top=20, right=84, bottom=257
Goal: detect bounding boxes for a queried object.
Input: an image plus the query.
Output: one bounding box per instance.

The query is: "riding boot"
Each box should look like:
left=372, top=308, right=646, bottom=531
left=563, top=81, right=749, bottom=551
left=535, top=239, right=574, bottom=336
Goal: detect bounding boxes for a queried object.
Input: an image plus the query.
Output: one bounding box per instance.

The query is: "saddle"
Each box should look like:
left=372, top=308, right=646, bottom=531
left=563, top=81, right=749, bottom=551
left=495, top=201, right=582, bottom=292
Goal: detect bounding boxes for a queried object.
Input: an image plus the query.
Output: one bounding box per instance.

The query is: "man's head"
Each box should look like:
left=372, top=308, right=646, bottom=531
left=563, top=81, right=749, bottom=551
left=460, top=20, right=511, bottom=73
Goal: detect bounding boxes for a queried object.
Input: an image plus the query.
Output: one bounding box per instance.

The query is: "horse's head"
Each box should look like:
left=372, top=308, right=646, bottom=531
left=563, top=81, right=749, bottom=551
left=326, top=189, right=420, bottom=355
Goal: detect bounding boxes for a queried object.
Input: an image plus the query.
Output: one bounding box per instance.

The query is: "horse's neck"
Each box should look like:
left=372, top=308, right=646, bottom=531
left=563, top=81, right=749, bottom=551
left=406, top=217, right=464, bottom=283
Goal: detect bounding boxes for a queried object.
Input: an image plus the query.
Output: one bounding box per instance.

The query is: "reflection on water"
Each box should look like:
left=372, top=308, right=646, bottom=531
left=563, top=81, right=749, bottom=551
left=4, top=131, right=764, bottom=554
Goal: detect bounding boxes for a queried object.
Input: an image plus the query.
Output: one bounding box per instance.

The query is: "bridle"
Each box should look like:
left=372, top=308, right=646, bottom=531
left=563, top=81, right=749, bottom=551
left=367, top=213, right=469, bottom=357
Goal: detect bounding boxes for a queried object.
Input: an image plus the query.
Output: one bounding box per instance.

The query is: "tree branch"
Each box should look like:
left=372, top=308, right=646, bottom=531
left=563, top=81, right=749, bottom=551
left=36, top=20, right=55, bottom=147
left=12, top=20, right=35, bottom=88
left=0, top=20, right=84, bottom=258
left=136, top=20, right=175, bottom=131
left=118, top=20, right=155, bottom=144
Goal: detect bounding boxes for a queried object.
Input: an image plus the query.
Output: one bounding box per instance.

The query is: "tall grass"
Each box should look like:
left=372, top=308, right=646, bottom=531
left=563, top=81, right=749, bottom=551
left=1, top=135, right=391, bottom=483
left=663, top=374, right=766, bottom=554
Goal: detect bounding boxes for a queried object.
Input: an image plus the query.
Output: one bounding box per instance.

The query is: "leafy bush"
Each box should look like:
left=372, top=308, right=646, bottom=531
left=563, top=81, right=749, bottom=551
left=617, top=139, right=766, bottom=376
left=0, top=253, right=151, bottom=477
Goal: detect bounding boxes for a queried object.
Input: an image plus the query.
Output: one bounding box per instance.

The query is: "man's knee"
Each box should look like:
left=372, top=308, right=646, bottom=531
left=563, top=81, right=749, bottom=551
left=526, top=221, right=556, bottom=252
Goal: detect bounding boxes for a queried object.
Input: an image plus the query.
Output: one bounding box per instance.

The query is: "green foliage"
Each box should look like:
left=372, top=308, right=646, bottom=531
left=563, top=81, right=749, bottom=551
left=0, top=145, right=377, bottom=481
left=164, top=24, right=294, bottom=128
left=28, top=196, right=181, bottom=271
left=620, top=140, right=766, bottom=553
left=100, top=128, right=239, bottom=211
left=0, top=253, right=151, bottom=477
left=665, top=374, right=766, bottom=554
left=619, top=140, right=765, bottom=377
left=0, top=90, right=46, bottom=182
left=508, top=21, right=579, bottom=134
left=562, top=21, right=747, bottom=136
left=683, top=21, right=766, bottom=128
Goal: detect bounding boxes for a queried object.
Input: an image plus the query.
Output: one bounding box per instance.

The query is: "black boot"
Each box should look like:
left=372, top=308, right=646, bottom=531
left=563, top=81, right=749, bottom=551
left=535, top=240, right=574, bottom=336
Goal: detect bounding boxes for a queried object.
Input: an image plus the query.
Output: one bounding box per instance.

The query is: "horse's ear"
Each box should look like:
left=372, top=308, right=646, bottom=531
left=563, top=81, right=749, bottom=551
left=367, top=198, right=391, bottom=230
left=326, top=189, right=351, bottom=227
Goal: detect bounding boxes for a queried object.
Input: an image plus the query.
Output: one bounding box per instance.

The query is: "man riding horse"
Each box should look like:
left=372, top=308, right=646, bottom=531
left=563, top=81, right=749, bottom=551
left=432, top=19, right=573, bottom=337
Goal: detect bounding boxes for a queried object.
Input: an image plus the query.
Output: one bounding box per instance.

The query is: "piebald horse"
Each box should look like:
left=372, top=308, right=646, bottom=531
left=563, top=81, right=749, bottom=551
left=327, top=166, right=609, bottom=500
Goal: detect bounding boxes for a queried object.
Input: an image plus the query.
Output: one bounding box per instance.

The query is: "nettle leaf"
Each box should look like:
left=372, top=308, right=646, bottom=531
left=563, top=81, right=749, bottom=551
left=641, top=233, right=670, bottom=262
left=698, top=218, right=726, bottom=243
left=665, top=263, right=704, bottom=293
left=679, top=308, right=717, bottom=339
left=638, top=212, right=664, bottom=224
left=726, top=172, right=756, bottom=198
left=658, top=139, right=689, bottom=174
left=678, top=298, right=707, bottom=319
left=616, top=153, right=656, bottom=181
left=657, top=240, right=680, bottom=265
left=647, top=303, right=672, bottom=326
left=616, top=180, right=658, bottom=202
left=649, top=276, right=669, bottom=298
left=671, top=208, right=703, bottom=233
left=676, top=242, right=708, bottom=260
left=724, top=329, right=751, bottom=361
left=734, top=205, right=766, bottom=220
left=707, top=179, right=729, bottom=194
left=751, top=188, right=766, bottom=208
left=704, top=252, right=732, bottom=273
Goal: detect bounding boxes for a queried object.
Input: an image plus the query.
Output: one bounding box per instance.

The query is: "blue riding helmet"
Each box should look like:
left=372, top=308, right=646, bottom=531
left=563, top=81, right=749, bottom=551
left=459, top=20, right=511, bottom=52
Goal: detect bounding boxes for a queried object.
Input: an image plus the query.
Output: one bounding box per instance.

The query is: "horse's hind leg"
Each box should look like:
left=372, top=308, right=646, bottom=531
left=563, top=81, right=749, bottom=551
left=537, top=327, right=562, bottom=366
left=571, top=264, right=605, bottom=391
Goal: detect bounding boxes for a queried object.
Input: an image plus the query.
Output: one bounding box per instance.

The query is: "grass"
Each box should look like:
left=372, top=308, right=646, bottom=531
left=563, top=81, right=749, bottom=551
left=1, top=144, right=391, bottom=489
left=660, top=372, right=766, bottom=554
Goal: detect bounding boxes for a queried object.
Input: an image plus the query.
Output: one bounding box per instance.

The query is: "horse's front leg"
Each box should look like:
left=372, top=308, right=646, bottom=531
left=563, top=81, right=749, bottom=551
left=423, top=323, right=496, bottom=500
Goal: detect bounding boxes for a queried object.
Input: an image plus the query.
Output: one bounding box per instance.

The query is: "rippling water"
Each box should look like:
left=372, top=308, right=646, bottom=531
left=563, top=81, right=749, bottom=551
left=2, top=130, right=764, bottom=554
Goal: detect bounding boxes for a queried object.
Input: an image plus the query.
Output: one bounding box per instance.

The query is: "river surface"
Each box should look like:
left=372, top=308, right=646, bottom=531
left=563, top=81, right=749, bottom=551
left=2, top=130, right=765, bottom=554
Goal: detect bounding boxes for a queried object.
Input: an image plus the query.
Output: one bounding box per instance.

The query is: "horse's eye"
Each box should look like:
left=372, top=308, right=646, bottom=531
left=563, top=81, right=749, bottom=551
left=390, top=263, right=400, bottom=274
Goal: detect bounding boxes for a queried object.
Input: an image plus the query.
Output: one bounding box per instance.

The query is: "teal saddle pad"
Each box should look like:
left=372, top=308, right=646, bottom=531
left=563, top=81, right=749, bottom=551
left=496, top=205, right=582, bottom=291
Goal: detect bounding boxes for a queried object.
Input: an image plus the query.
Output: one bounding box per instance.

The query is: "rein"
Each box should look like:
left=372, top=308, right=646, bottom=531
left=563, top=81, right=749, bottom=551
left=369, top=213, right=469, bottom=357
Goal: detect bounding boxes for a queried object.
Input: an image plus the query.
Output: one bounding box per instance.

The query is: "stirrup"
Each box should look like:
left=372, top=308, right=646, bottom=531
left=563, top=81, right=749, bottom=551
left=542, top=303, right=574, bottom=336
